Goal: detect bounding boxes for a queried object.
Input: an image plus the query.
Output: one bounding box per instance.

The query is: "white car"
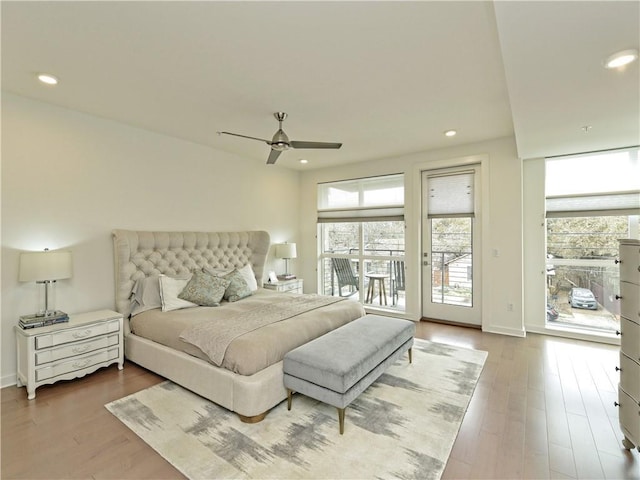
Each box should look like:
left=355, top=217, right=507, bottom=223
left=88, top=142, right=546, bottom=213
left=568, top=287, right=598, bottom=310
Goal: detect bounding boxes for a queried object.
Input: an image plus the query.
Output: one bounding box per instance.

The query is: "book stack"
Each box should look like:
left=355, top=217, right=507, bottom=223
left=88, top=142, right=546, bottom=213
left=277, top=274, right=296, bottom=281
left=19, top=311, right=69, bottom=329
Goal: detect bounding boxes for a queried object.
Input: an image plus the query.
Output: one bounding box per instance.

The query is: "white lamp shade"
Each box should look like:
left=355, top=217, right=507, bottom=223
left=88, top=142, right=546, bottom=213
left=275, top=243, right=297, bottom=259
left=19, top=250, right=73, bottom=282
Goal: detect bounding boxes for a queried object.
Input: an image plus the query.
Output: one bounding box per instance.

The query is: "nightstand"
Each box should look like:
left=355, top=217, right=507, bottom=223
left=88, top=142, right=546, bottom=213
left=15, top=309, right=124, bottom=400
left=264, top=278, right=304, bottom=294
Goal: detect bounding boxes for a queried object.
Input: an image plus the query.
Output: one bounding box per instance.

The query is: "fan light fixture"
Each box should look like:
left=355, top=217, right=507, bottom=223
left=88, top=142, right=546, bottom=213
left=37, top=73, right=59, bottom=85
left=218, top=112, right=342, bottom=165
left=603, top=49, right=638, bottom=69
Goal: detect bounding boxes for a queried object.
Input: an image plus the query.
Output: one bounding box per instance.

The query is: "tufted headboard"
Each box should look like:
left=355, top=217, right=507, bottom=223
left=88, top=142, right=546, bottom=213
left=112, top=230, right=270, bottom=318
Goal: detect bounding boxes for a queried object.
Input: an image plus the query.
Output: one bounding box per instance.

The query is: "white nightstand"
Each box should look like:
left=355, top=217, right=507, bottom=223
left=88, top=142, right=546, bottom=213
left=15, top=309, right=124, bottom=400
left=264, top=278, right=304, bottom=294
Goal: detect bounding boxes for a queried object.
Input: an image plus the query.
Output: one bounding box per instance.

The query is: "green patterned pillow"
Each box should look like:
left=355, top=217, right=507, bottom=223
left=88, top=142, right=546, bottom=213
left=223, top=269, right=253, bottom=302
left=178, top=271, right=229, bottom=306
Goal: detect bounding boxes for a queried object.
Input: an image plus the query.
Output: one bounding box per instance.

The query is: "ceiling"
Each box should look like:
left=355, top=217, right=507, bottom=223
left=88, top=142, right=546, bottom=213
left=2, top=1, right=638, bottom=170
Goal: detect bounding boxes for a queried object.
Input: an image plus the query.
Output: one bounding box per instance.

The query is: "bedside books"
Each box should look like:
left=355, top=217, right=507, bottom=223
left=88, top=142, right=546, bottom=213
left=19, top=311, right=69, bottom=329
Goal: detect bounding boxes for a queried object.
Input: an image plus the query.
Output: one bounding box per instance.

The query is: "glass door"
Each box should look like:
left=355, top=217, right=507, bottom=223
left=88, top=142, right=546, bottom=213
left=421, top=167, right=481, bottom=325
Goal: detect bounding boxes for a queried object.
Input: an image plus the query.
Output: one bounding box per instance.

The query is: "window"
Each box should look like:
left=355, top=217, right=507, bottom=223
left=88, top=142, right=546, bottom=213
left=545, top=148, right=639, bottom=332
left=318, top=174, right=405, bottom=310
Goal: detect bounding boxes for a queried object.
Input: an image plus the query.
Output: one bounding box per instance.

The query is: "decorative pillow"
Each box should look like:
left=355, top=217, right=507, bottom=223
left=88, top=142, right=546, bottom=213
left=178, top=271, right=229, bottom=307
left=158, top=274, right=197, bottom=312
left=223, top=269, right=253, bottom=302
left=130, top=275, right=162, bottom=316
left=238, top=263, right=259, bottom=292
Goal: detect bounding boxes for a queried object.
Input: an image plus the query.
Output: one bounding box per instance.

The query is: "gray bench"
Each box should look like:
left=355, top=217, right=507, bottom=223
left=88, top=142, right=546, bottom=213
left=283, top=314, right=415, bottom=434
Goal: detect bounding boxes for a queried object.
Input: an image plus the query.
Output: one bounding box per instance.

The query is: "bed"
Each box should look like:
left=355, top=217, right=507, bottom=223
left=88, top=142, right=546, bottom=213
left=112, top=229, right=365, bottom=422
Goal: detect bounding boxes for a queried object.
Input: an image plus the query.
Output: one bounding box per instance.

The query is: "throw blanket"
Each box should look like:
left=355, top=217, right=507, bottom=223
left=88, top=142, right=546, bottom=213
left=180, top=295, right=345, bottom=366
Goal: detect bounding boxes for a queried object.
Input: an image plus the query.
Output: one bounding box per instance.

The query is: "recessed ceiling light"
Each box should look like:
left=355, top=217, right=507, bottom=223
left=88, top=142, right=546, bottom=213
left=37, top=73, right=59, bottom=85
left=299, top=159, right=308, bottom=164
left=603, top=49, right=638, bottom=69
left=444, top=130, right=457, bottom=137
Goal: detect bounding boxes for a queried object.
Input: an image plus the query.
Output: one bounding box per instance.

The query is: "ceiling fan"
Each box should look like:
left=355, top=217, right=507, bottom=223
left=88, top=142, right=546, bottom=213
left=218, top=112, right=342, bottom=165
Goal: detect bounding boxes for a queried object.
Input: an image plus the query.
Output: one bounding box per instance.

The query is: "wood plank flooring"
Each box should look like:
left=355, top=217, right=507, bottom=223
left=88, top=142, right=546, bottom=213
left=2, top=321, right=639, bottom=479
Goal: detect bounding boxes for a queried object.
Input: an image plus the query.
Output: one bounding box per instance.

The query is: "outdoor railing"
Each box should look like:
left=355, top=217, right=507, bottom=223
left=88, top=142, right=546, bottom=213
left=322, top=249, right=404, bottom=303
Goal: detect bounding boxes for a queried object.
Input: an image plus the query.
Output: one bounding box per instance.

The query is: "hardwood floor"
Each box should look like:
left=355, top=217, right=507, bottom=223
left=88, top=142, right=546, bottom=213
left=2, top=321, right=638, bottom=479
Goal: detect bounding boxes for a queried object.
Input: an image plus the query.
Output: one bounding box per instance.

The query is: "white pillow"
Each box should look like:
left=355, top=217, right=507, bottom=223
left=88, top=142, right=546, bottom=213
left=158, top=274, right=197, bottom=312
left=238, top=263, right=259, bottom=292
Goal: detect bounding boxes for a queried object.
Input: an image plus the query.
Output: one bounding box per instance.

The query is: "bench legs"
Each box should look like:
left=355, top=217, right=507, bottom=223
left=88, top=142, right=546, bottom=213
left=338, top=408, right=345, bottom=434
left=289, top=388, right=346, bottom=435
left=286, top=348, right=412, bottom=435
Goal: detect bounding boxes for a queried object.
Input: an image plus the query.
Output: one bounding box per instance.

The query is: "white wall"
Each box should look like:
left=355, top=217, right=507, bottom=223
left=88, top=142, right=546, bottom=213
left=299, top=136, right=525, bottom=337
left=1, top=93, right=300, bottom=386
left=523, top=158, right=547, bottom=332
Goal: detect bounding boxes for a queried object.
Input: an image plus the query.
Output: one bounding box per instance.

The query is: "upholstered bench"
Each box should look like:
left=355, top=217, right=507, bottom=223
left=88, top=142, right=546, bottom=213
left=283, top=314, right=415, bottom=434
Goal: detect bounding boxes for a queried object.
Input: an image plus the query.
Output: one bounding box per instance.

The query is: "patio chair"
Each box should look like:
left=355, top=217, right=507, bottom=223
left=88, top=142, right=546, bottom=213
left=391, top=260, right=405, bottom=305
left=331, top=258, right=359, bottom=297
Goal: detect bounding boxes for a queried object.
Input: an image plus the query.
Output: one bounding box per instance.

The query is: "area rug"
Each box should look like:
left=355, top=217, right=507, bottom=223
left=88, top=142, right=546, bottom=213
left=105, top=339, right=487, bottom=480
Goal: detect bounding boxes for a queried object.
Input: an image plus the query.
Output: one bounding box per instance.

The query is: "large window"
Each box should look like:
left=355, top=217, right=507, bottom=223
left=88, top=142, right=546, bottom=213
left=545, top=148, right=639, bottom=332
left=318, top=174, right=405, bottom=311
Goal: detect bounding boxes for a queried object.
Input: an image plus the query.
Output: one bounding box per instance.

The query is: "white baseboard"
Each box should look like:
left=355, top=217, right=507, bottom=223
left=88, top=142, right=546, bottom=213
left=482, top=325, right=526, bottom=338
left=1, top=373, right=17, bottom=389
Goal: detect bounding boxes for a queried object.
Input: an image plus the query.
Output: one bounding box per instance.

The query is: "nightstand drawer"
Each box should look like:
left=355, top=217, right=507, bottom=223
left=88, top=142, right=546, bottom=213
left=279, top=282, right=301, bottom=293
left=35, top=319, right=120, bottom=349
left=35, top=346, right=120, bottom=382
left=35, top=333, right=120, bottom=366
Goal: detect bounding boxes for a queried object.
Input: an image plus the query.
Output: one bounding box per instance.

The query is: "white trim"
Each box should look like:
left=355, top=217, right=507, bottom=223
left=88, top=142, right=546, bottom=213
left=526, top=324, right=620, bottom=346
left=2, top=374, right=18, bottom=389
left=363, top=306, right=421, bottom=321
left=482, top=325, right=526, bottom=338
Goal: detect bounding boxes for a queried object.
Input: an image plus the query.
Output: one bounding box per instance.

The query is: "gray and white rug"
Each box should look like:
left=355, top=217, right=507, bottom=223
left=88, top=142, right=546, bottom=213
left=106, top=339, right=487, bottom=480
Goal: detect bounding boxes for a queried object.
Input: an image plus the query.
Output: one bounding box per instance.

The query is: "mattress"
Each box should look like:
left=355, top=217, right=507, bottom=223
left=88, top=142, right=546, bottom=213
left=129, top=288, right=365, bottom=375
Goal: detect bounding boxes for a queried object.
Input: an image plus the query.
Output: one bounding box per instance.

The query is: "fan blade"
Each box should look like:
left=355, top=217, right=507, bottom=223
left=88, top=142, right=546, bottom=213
left=290, top=140, right=342, bottom=149
left=218, top=131, right=270, bottom=144
left=266, top=149, right=282, bottom=165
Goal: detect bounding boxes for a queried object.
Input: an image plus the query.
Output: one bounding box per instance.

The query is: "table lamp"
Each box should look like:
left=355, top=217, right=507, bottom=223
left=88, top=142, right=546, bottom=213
left=19, top=248, right=72, bottom=319
left=275, top=243, right=297, bottom=280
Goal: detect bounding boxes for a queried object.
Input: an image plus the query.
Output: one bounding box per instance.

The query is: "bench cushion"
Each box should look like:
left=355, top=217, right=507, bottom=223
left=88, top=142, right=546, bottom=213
left=283, top=315, right=415, bottom=394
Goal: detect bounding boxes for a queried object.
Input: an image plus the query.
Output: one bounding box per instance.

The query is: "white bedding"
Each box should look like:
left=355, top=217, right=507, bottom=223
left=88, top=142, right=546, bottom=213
left=130, top=289, right=364, bottom=375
